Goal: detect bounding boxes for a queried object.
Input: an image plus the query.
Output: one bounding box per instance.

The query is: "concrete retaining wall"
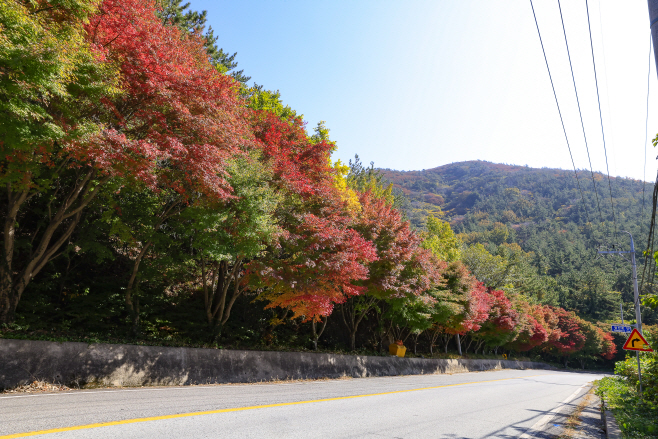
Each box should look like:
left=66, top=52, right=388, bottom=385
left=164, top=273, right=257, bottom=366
left=0, top=339, right=553, bottom=390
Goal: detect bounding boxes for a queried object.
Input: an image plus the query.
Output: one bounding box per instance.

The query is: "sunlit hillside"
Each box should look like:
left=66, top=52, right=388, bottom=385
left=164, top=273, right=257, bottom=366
left=381, top=160, right=657, bottom=325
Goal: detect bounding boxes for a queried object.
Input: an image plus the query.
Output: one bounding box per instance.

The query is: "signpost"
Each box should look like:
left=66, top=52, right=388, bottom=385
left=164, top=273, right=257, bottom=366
left=611, top=324, right=633, bottom=334
left=622, top=329, right=654, bottom=353
left=598, top=231, right=646, bottom=396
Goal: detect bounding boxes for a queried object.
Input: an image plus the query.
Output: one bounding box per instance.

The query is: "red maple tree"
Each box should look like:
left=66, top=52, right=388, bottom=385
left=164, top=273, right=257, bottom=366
left=250, top=110, right=335, bottom=197
left=472, top=288, right=520, bottom=350
left=547, top=307, right=587, bottom=355
left=248, top=110, right=377, bottom=320
left=84, top=0, right=250, bottom=196
left=506, top=303, right=550, bottom=352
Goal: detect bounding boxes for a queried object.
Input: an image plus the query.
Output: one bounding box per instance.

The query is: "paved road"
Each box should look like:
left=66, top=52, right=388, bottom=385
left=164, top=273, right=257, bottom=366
left=0, top=369, right=604, bottom=438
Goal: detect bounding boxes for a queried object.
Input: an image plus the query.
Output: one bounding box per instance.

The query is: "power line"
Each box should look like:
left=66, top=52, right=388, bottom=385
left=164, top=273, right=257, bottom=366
left=640, top=33, right=654, bottom=296
left=642, top=34, right=652, bottom=234
left=529, top=0, right=591, bottom=225
left=597, top=0, right=618, bottom=179
left=557, top=0, right=606, bottom=226
left=584, top=0, right=618, bottom=241
left=640, top=174, right=658, bottom=295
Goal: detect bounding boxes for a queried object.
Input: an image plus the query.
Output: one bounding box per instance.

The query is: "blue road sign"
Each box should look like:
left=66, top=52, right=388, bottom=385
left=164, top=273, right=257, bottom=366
left=611, top=324, right=633, bottom=333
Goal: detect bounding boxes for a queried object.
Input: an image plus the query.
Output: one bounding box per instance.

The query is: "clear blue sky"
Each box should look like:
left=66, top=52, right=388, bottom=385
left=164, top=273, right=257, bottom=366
left=191, top=0, right=658, bottom=181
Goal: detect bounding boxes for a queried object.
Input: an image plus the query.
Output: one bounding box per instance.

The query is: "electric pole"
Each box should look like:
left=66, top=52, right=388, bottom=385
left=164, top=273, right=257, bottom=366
left=598, top=232, right=643, bottom=333
left=598, top=231, right=643, bottom=395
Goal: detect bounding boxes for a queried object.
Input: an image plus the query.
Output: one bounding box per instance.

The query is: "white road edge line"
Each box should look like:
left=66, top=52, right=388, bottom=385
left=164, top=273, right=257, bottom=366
left=0, top=385, right=258, bottom=399
left=0, top=379, right=364, bottom=399
left=518, top=382, right=589, bottom=439
left=0, top=371, right=556, bottom=400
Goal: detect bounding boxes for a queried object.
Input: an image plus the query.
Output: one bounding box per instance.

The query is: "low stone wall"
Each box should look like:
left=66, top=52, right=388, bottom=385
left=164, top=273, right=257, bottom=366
left=0, top=339, right=553, bottom=390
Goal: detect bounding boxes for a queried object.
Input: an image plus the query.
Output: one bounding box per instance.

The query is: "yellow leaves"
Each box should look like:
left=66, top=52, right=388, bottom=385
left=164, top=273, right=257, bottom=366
left=422, top=215, right=462, bottom=263
left=332, top=159, right=361, bottom=214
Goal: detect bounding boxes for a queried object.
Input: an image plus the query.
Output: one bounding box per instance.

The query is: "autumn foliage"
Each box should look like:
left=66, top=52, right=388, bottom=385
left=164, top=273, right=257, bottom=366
left=83, top=0, right=250, bottom=197
left=0, top=0, right=620, bottom=367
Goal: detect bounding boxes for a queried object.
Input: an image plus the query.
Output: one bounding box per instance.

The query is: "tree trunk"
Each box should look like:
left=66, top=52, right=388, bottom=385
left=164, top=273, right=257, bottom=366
left=350, top=331, right=356, bottom=351
left=443, top=335, right=451, bottom=354
left=412, top=332, right=422, bottom=355
left=201, top=257, right=246, bottom=342
left=340, top=296, right=376, bottom=351
left=424, top=328, right=441, bottom=356
left=0, top=293, right=19, bottom=326
left=125, top=241, right=152, bottom=337
left=0, top=172, right=106, bottom=325
left=465, top=335, right=475, bottom=354
left=124, top=201, right=183, bottom=336
left=474, top=339, right=485, bottom=355
left=311, top=316, right=328, bottom=351
left=372, top=300, right=389, bottom=354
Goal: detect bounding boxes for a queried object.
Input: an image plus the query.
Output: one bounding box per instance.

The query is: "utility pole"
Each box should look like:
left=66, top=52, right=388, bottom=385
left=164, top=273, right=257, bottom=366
left=598, top=231, right=643, bottom=395
left=620, top=302, right=624, bottom=324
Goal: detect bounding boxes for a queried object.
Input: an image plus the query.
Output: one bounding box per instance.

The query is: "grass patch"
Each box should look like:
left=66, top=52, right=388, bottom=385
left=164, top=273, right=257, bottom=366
left=596, top=376, right=658, bottom=438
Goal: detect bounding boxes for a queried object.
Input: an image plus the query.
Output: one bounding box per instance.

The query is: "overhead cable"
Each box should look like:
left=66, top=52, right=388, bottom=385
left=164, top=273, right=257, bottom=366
left=584, top=0, right=618, bottom=240
left=640, top=173, right=658, bottom=295
left=641, top=33, right=654, bottom=295
left=529, top=0, right=591, bottom=225
left=643, top=34, right=652, bottom=236
left=557, top=0, right=606, bottom=226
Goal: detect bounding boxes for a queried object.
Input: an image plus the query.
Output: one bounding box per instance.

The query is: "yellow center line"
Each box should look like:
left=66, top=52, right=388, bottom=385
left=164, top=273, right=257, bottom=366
left=1, top=374, right=547, bottom=438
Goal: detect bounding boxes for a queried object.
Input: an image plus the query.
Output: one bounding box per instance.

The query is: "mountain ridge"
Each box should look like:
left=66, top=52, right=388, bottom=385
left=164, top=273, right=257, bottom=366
left=379, top=159, right=651, bottom=230
left=378, top=158, right=657, bottom=325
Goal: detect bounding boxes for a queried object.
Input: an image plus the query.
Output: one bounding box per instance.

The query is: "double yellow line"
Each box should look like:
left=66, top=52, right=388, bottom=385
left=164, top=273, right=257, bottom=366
left=2, top=374, right=543, bottom=438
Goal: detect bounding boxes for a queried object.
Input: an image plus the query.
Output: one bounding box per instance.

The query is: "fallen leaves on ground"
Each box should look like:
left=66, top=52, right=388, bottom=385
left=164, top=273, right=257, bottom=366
left=2, top=381, right=71, bottom=394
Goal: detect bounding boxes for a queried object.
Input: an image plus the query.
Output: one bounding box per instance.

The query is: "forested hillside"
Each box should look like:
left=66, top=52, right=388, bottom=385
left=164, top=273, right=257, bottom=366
left=381, top=160, right=657, bottom=325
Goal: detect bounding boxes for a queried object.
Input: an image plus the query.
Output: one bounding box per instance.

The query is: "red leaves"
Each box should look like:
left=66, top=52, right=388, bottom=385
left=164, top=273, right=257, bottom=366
left=247, top=105, right=378, bottom=319
left=353, top=190, right=443, bottom=299
left=507, top=303, right=551, bottom=352
left=80, top=0, right=251, bottom=199
left=458, top=282, right=493, bottom=333
left=450, top=286, right=517, bottom=339
left=255, top=205, right=378, bottom=319
left=599, top=329, right=617, bottom=360
left=547, top=307, right=587, bottom=355
left=249, top=110, right=334, bottom=197
left=487, top=288, right=519, bottom=332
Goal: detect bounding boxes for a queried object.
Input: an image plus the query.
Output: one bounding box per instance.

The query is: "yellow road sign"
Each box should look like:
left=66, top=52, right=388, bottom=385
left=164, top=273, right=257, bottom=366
left=622, top=329, right=653, bottom=352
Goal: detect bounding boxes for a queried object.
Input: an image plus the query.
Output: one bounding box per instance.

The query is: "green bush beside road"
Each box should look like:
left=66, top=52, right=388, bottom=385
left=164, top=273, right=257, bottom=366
left=596, top=328, right=658, bottom=438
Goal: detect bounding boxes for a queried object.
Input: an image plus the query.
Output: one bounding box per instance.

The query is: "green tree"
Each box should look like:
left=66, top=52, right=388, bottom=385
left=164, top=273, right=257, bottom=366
left=0, top=0, right=119, bottom=323
left=181, top=156, right=280, bottom=341
left=461, top=244, right=519, bottom=289
left=422, top=215, right=462, bottom=263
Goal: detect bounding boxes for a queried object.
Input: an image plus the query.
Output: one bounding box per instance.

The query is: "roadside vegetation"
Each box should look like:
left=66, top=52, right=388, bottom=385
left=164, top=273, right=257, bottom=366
left=596, top=328, right=658, bottom=438
left=2, top=0, right=651, bottom=370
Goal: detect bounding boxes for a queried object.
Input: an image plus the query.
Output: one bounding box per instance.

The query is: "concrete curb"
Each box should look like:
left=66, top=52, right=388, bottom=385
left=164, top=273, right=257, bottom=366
left=601, top=399, right=622, bottom=439
left=0, top=339, right=555, bottom=390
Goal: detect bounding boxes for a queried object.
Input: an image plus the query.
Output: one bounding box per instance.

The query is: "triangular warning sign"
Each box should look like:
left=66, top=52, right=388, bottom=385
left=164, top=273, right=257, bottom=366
left=622, top=329, right=654, bottom=352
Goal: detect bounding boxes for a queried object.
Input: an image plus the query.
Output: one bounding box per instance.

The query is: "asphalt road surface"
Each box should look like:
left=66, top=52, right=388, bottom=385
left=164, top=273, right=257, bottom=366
left=1, top=369, right=605, bottom=438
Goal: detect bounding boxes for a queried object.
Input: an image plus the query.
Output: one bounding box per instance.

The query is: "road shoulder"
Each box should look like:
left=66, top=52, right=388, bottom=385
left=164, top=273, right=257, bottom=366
left=520, top=384, right=605, bottom=439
